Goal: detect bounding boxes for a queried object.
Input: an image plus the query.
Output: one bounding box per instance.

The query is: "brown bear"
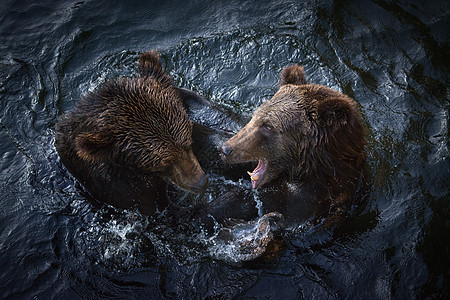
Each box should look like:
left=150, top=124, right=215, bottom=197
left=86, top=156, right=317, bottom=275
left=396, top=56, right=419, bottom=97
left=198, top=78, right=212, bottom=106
left=55, top=51, right=208, bottom=215
left=220, top=65, right=366, bottom=224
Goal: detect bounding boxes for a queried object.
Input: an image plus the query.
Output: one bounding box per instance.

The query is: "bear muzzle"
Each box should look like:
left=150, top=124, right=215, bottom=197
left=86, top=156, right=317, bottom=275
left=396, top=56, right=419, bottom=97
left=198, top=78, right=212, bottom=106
left=169, top=151, right=209, bottom=194
left=169, top=168, right=209, bottom=194
left=190, top=173, right=209, bottom=193
left=221, top=144, right=234, bottom=157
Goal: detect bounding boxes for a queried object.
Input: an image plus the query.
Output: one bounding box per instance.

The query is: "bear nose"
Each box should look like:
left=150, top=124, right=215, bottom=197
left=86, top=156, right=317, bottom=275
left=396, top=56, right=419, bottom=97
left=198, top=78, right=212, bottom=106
left=193, top=174, right=209, bottom=193
left=221, top=144, right=234, bottom=156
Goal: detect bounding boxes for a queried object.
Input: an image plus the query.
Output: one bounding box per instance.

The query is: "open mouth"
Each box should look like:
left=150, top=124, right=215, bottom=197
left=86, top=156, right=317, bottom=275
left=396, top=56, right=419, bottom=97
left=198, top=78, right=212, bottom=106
left=247, top=159, right=268, bottom=189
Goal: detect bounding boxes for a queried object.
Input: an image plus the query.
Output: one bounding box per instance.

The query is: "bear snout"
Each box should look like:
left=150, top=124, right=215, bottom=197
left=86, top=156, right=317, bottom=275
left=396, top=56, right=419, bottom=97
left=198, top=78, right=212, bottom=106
left=170, top=167, right=209, bottom=194
left=221, top=144, right=234, bottom=157
left=170, top=150, right=209, bottom=194
left=180, top=170, right=208, bottom=194
left=192, top=173, right=209, bottom=193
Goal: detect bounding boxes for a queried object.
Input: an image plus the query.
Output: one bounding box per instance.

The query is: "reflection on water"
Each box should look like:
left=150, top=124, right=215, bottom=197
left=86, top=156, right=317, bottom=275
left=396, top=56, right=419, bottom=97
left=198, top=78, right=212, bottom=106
left=0, top=0, right=448, bottom=298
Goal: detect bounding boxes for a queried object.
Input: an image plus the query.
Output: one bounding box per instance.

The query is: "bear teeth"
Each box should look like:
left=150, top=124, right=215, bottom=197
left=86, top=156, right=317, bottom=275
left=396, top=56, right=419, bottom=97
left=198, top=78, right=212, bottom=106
left=247, top=171, right=258, bottom=181
left=247, top=160, right=268, bottom=189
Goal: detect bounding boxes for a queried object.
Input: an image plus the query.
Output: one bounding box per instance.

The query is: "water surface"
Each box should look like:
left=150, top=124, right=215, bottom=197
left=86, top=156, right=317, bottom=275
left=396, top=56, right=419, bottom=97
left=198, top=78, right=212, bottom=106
left=0, top=0, right=448, bottom=298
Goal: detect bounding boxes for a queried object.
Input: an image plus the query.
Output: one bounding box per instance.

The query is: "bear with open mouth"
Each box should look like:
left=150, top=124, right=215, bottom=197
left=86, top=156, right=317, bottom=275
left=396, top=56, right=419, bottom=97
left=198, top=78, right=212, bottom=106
left=220, top=64, right=367, bottom=224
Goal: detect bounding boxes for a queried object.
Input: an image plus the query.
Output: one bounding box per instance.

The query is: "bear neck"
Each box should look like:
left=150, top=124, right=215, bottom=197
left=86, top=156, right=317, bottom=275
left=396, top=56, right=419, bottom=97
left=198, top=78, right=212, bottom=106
left=288, top=145, right=366, bottom=204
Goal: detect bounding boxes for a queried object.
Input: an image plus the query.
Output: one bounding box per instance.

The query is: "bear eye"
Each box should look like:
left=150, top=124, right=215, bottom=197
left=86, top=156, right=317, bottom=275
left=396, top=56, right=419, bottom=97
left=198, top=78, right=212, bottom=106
left=262, top=124, right=273, bottom=132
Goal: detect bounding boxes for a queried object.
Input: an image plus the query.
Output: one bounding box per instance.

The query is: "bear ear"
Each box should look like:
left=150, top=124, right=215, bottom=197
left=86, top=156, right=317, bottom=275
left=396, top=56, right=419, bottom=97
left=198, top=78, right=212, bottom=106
left=138, top=50, right=172, bottom=87
left=317, top=98, right=354, bottom=128
left=174, top=87, right=209, bottom=109
left=279, top=65, right=307, bottom=86
left=74, top=132, right=114, bottom=163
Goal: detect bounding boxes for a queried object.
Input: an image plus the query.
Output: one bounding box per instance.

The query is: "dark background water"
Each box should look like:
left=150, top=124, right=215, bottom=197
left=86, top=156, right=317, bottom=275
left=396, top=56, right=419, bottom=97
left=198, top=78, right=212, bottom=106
left=0, top=0, right=448, bottom=299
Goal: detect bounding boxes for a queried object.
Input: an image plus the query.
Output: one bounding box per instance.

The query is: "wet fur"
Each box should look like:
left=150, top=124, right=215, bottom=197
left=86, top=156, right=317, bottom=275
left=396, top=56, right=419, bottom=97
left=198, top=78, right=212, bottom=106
left=55, top=51, right=206, bottom=214
left=222, top=65, right=367, bottom=222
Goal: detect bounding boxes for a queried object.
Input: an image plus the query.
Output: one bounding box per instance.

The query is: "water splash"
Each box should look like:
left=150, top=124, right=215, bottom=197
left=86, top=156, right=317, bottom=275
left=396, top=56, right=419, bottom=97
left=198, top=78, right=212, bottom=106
left=73, top=207, right=152, bottom=269
left=206, top=212, right=285, bottom=263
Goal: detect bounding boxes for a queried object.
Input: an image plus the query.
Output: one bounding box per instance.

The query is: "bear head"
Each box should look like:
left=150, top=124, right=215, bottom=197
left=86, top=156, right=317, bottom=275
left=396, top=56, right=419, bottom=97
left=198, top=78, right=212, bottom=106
left=59, top=51, right=208, bottom=194
left=221, top=65, right=366, bottom=194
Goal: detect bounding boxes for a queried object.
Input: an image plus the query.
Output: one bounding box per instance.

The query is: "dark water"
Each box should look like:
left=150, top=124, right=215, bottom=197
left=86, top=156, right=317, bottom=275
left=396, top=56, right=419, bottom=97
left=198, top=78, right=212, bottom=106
left=1, top=0, right=448, bottom=298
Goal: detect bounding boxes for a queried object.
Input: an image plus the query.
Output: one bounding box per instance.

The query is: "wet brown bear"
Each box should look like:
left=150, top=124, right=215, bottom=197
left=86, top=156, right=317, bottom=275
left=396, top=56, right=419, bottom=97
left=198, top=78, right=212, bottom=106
left=221, top=65, right=366, bottom=223
left=55, top=51, right=208, bottom=215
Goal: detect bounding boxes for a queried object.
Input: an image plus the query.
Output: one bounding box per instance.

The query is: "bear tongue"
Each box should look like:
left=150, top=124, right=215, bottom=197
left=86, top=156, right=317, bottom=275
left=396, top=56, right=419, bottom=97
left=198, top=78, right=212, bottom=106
left=247, top=160, right=268, bottom=189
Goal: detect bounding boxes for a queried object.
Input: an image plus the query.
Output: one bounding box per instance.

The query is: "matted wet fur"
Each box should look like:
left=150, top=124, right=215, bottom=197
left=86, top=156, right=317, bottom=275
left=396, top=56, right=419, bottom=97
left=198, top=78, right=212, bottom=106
left=55, top=51, right=208, bottom=215
left=221, top=64, right=367, bottom=223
